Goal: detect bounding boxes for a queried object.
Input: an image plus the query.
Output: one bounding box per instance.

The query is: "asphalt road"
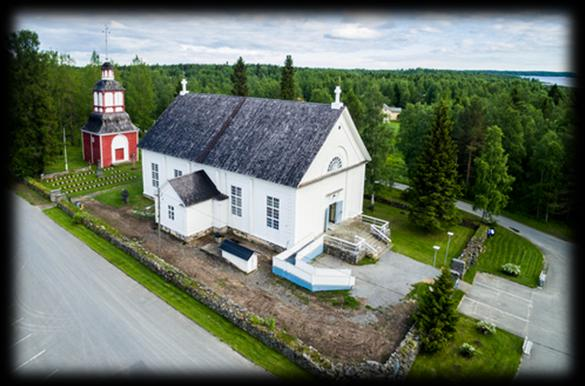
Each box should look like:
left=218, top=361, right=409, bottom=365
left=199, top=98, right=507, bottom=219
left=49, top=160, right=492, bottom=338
left=392, top=182, right=575, bottom=377
left=10, top=193, right=268, bottom=379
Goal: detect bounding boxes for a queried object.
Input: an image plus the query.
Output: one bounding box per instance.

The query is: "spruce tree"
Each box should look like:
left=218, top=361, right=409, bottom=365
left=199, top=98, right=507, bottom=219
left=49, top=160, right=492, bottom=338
left=473, top=125, right=515, bottom=223
left=280, top=55, right=295, bottom=100
left=231, top=56, right=248, bottom=96
left=8, top=30, right=59, bottom=178
left=414, top=267, right=459, bottom=353
left=407, top=99, right=461, bottom=231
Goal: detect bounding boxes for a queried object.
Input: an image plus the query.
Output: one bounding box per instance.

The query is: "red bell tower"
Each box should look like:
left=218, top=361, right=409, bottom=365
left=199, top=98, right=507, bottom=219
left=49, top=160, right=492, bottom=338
left=80, top=62, right=140, bottom=168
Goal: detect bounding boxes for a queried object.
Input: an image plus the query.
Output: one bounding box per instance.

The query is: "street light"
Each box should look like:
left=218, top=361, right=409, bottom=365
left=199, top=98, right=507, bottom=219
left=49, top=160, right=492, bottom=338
left=444, top=231, right=454, bottom=266
left=432, top=245, right=440, bottom=267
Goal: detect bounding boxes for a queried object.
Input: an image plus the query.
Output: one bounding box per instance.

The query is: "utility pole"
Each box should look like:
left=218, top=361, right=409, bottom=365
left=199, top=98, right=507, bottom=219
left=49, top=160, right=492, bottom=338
left=62, top=126, right=69, bottom=173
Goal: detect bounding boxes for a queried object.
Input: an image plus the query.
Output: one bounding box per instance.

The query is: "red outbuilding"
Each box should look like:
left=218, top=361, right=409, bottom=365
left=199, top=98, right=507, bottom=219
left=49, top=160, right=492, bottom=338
left=81, top=62, right=139, bottom=168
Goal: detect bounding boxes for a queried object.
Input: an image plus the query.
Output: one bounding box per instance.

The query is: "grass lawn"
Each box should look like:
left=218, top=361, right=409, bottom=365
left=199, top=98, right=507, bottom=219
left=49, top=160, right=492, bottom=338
left=363, top=199, right=476, bottom=268
left=408, top=314, right=523, bottom=381
left=13, top=182, right=52, bottom=206
left=94, top=176, right=153, bottom=211
left=44, top=144, right=88, bottom=174
left=501, top=210, right=573, bottom=242
left=463, top=225, right=544, bottom=288
left=43, top=207, right=310, bottom=379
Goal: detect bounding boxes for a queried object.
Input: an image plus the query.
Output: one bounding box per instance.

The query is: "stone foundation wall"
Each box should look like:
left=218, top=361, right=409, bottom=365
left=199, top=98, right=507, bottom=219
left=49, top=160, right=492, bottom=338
left=323, top=242, right=367, bottom=265
left=54, top=201, right=420, bottom=379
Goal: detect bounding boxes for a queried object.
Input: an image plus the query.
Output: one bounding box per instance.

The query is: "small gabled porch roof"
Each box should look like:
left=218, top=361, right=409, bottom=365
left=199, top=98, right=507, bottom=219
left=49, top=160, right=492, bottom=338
left=168, top=170, right=228, bottom=207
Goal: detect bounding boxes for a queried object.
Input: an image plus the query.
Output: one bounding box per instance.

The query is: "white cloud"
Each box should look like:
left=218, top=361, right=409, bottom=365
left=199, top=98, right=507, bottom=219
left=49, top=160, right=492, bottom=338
left=324, top=23, right=382, bottom=40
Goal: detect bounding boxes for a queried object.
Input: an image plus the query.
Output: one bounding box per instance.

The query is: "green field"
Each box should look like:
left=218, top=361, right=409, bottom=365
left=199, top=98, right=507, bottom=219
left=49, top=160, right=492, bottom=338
left=94, top=175, right=152, bottom=212
left=501, top=210, right=573, bottom=242
left=43, top=207, right=310, bottom=379
left=364, top=199, right=476, bottom=268
left=44, top=144, right=88, bottom=174
left=463, top=225, right=544, bottom=288
left=408, top=314, right=523, bottom=380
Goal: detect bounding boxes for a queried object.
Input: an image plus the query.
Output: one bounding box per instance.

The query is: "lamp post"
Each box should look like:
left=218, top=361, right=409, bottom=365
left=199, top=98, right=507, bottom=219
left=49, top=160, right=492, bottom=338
left=432, top=245, right=440, bottom=267
left=444, top=231, right=454, bottom=266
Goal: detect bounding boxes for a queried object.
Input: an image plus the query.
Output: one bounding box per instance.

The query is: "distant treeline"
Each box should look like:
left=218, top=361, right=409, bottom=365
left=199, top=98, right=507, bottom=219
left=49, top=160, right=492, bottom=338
left=8, top=30, right=576, bottom=226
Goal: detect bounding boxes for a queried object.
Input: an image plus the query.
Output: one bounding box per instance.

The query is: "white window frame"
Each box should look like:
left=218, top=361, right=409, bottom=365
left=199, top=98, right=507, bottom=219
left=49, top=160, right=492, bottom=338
left=168, top=205, right=174, bottom=221
left=231, top=185, right=242, bottom=217
left=152, top=163, right=159, bottom=188
left=174, top=169, right=182, bottom=178
left=266, top=196, right=280, bottom=230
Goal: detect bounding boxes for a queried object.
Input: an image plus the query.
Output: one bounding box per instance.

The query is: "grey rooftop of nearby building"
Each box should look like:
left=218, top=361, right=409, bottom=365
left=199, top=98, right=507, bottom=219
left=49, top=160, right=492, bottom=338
left=382, top=104, right=402, bottom=113
left=139, top=93, right=345, bottom=187
left=219, top=239, right=255, bottom=261
left=81, top=112, right=139, bottom=134
left=168, top=170, right=228, bottom=207
left=93, top=79, right=125, bottom=91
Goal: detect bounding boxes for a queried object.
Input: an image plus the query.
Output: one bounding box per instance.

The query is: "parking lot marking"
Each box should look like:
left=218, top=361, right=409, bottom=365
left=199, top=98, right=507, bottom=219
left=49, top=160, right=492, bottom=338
left=473, top=279, right=533, bottom=303
left=12, top=333, right=32, bottom=347
left=463, top=297, right=529, bottom=323
left=12, top=317, right=23, bottom=325
left=14, top=349, right=46, bottom=371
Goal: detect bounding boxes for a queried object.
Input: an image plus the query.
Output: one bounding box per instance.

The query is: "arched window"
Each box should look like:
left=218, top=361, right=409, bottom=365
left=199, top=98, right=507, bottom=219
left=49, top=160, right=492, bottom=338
left=327, top=156, right=343, bottom=172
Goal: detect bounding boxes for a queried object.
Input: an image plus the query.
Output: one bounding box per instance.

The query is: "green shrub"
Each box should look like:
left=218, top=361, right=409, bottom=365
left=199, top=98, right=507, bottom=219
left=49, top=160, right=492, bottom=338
left=501, top=263, right=521, bottom=277
left=459, top=342, right=477, bottom=358
left=476, top=320, right=497, bottom=335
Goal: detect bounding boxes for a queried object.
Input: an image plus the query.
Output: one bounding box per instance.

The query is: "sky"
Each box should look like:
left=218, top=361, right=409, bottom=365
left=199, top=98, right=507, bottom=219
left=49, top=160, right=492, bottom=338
left=12, top=10, right=574, bottom=72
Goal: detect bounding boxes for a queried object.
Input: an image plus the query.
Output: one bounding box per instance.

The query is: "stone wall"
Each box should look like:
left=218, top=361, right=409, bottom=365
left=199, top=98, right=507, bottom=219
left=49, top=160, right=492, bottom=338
left=323, top=242, right=366, bottom=265
left=451, top=224, right=488, bottom=276
left=54, top=201, right=420, bottom=379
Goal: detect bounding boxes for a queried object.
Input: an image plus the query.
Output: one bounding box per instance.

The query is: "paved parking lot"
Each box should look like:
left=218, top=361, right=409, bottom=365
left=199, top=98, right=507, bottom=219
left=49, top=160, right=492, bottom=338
left=458, top=273, right=534, bottom=337
left=312, top=250, right=440, bottom=308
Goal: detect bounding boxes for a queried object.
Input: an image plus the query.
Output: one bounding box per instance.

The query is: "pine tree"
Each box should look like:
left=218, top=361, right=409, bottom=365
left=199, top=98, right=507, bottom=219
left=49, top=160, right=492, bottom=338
left=414, top=267, right=459, bottom=353
left=473, top=125, right=515, bottom=223
left=280, top=55, right=295, bottom=100
left=407, top=99, right=461, bottom=231
left=231, top=56, right=248, bottom=96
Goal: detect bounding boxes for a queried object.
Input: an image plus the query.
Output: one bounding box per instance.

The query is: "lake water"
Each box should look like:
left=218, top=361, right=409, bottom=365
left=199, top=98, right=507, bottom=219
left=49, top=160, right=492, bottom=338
left=518, top=75, right=575, bottom=88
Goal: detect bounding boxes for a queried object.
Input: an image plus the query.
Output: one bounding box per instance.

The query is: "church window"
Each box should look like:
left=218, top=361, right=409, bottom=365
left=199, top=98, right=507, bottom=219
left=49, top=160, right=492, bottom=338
left=266, top=196, right=280, bottom=230
left=231, top=186, right=242, bottom=217
left=327, top=157, right=343, bottom=172
left=168, top=205, right=175, bottom=221
left=152, top=163, right=159, bottom=188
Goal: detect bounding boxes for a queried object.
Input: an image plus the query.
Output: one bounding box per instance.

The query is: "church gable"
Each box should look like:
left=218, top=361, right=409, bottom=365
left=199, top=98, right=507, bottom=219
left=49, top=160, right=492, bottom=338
left=298, top=108, right=371, bottom=186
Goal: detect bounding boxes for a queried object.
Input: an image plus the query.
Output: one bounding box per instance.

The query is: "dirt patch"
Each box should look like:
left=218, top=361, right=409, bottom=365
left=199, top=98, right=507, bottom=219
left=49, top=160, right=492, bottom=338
left=82, top=198, right=415, bottom=363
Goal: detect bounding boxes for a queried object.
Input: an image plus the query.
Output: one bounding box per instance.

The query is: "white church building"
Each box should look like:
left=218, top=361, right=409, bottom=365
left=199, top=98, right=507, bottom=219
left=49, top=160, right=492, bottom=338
left=139, top=84, right=384, bottom=290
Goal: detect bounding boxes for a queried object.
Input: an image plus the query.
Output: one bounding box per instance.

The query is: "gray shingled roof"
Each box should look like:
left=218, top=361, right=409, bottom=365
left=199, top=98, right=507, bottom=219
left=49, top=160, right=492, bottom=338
left=168, top=170, right=228, bottom=207
left=139, top=93, right=344, bottom=187
left=81, top=112, right=139, bottom=134
left=94, top=79, right=125, bottom=91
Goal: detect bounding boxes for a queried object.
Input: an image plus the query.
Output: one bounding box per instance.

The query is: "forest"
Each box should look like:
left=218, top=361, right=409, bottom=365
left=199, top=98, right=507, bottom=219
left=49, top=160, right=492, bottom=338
left=8, top=30, right=576, bottom=229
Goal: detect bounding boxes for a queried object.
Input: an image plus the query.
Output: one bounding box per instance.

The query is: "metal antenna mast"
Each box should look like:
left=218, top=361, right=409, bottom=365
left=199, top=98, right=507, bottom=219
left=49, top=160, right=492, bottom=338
left=102, top=23, right=111, bottom=61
